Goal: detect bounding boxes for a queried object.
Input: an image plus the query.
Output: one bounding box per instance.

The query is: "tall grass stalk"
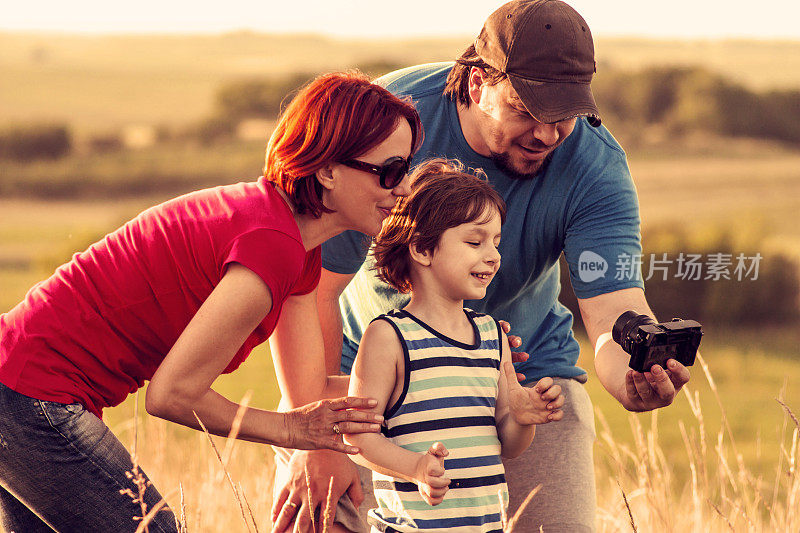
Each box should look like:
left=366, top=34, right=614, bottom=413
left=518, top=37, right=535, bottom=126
left=303, top=465, right=317, bottom=533
left=595, top=355, right=799, bottom=532
left=110, top=364, right=798, bottom=532
left=178, top=482, right=187, bottom=533
left=119, top=391, right=177, bottom=532
left=505, top=484, right=541, bottom=532
left=192, top=396, right=259, bottom=533
left=322, top=477, right=336, bottom=533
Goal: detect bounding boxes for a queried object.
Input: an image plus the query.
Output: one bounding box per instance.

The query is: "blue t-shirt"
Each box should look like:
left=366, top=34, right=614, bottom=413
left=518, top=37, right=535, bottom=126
left=322, top=63, right=643, bottom=383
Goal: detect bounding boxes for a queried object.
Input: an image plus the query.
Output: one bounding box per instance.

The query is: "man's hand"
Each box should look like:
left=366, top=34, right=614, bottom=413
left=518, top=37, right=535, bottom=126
left=578, top=288, right=694, bottom=412
left=622, top=358, right=691, bottom=412
left=413, top=442, right=450, bottom=506
left=271, top=449, right=362, bottom=532
left=498, top=320, right=528, bottom=382
left=503, top=361, right=564, bottom=425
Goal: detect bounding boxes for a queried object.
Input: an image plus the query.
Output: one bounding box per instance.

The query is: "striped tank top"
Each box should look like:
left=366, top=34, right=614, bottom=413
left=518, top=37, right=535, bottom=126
left=368, top=308, right=508, bottom=533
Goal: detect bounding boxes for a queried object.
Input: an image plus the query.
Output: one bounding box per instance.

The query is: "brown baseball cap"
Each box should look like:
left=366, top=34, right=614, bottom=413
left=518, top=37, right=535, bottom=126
left=475, top=0, right=601, bottom=127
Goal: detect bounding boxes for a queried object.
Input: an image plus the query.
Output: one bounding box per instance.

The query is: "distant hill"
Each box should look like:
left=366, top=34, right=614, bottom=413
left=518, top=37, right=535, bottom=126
left=595, top=38, right=800, bottom=91
left=2, top=32, right=799, bottom=135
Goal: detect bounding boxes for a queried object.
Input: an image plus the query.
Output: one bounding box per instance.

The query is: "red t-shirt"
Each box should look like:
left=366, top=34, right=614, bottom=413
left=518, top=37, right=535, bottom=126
left=0, top=177, right=320, bottom=418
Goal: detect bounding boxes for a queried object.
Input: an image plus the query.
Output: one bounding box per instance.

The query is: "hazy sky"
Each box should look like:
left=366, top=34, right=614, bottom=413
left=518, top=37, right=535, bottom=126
left=3, top=0, right=800, bottom=39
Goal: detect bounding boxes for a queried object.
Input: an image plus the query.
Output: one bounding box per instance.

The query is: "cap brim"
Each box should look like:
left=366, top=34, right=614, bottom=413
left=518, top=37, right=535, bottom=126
left=508, top=74, right=602, bottom=127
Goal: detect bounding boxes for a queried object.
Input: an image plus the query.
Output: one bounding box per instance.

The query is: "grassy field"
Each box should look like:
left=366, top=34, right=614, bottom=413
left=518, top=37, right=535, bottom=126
left=0, top=139, right=269, bottom=198
left=2, top=33, right=800, bottom=136
left=93, top=327, right=800, bottom=532
left=0, top=32, right=469, bottom=136
left=594, top=38, right=800, bottom=90
left=629, top=140, right=800, bottom=259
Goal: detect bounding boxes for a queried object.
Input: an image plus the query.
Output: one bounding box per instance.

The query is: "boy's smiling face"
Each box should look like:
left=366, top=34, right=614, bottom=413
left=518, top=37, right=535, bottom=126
left=422, top=206, right=503, bottom=302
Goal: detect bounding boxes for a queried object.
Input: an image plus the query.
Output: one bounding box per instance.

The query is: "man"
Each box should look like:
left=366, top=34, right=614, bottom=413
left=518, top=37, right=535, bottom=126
left=273, top=1, right=691, bottom=531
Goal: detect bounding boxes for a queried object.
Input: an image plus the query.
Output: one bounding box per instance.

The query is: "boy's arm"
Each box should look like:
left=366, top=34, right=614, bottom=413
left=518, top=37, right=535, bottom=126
left=495, top=330, right=535, bottom=458
left=346, top=319, right=451, bottom=506
left=344, top=319, right=436, bottom=481
left=495, top=329, right=565, bottom=458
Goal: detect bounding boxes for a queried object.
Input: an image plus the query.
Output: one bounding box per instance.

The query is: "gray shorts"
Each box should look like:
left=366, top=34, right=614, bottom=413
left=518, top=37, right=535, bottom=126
left=502, top=377, right=596, bottom=532
left=274, top=377, right=596, bottom=532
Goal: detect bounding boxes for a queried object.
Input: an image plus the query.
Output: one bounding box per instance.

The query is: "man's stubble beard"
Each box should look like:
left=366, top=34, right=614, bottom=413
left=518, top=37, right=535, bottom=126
left=485, top=119, right=555, bottom=181
left=490, top=149, right=554, bottom=181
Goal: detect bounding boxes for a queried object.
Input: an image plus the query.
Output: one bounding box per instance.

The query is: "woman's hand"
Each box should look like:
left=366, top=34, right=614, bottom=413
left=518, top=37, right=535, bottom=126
left=413, top=442, right=450, bottom=506
left=284, top=396, right=383, bottom=453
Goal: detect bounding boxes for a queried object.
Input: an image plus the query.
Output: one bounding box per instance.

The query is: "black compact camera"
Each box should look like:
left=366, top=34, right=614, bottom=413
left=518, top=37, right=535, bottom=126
left=611, top=311, right=703, bottom=373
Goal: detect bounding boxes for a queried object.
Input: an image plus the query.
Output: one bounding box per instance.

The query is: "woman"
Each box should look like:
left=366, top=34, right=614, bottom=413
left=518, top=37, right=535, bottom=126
left=0, top=71, right=422, bottom=532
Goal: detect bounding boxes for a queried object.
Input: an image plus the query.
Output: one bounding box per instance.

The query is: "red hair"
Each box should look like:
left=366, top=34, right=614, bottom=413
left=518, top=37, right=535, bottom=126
left=264, top=71, right=422, bottom=217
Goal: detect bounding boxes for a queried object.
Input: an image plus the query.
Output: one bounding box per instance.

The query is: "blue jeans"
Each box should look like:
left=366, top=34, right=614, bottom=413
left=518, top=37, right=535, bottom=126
left=0, top=382, right=177, bottom=532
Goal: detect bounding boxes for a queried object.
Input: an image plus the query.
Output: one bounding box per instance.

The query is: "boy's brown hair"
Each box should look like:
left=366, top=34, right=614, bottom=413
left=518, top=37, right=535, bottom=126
left=372, top=158, right=507, bottom=293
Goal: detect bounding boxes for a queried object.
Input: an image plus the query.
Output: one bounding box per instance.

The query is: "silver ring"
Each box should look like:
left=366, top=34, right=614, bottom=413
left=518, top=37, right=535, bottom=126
left=286, top=501, right=298, bottom=510
left=332, top=423, right=341, bottom=435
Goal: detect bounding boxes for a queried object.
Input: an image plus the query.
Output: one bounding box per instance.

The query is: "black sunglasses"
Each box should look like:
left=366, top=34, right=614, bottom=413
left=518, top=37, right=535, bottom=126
left=339, top=156, right=411, bottom=189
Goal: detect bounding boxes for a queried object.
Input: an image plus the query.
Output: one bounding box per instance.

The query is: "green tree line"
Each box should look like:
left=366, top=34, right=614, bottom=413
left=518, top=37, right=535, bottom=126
left=592, top=67, right=800, bottom=143
left=3, top=64, right=799, bottom=163
left=200, top=64, right=800, bottom=145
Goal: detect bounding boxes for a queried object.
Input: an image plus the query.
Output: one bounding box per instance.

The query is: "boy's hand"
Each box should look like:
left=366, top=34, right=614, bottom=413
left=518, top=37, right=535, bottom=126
left=503, top=361, right=565, bottom=425
left=414, top=442, right=450, bottom=506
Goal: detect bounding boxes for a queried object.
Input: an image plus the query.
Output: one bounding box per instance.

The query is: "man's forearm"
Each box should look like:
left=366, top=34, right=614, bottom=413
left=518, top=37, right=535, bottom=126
left=318, top=292, right=346, bottom=376
left=594, top=332, right=631, bottom=406
left=579, top=287, right=657, bottom=409
left=323, top=375, right=352, bottom=399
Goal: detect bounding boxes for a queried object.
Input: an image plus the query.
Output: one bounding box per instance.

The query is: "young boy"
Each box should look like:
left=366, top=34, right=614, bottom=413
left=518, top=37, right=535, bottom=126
left=345, top=159, right=565, bottom=532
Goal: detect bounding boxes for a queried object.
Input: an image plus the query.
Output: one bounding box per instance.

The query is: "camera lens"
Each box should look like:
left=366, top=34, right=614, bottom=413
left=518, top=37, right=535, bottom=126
left=612, top=311, right=656, bottom=354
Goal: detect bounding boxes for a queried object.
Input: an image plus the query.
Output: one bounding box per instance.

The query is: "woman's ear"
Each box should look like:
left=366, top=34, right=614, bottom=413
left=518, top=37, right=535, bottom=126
left=408, top=237, right=432, bottom=267
left=316, top=164, right=336, bottom=191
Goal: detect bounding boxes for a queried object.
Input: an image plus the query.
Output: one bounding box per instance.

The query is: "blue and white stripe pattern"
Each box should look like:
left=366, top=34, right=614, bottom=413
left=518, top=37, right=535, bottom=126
left=368, top=308, right=508, bottom=533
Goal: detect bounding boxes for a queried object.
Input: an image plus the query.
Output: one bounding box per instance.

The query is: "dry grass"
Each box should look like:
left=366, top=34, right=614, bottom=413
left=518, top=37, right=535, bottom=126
left=106, top=358, right=799, bottom=533
left=594, top=355, right=800, bottom=533
left=111, top=412, right=276, bottom=532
